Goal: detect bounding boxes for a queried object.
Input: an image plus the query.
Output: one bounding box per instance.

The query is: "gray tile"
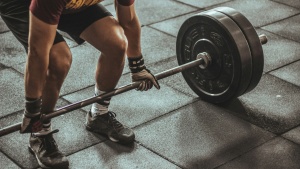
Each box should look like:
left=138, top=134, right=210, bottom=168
left=135, top=100, right=274, bottom=169
left=0, top=99, right=105, bottom=169
left=0, top=113, right=42, bottom=168
left=209, top=0, right=300, bottom=27
left=148, top=56, right=199, bottom=97
left=101, top=0, right=114, bottom=6
left=140, top=27, right=177, bottom=67
left=68, top=141, right=181, bottom=169
left=0, top=32, right=26, bottom=67
left=262, top=14, right=300, bottom=43
left=0, top=69, right=24, bottom=118
left=59, top=44, right=100, bottom=95
left=282, top=127, right=300, bottom=145
left=0, top=17, right=9, bottom=32
left=51, top=99, right=106, bottom=154
left=256, top=29, right=300, bottom=73
left=177, top=0, right=231, bottom=8
left=0, top=152, right=20, bottom=169
left=270, top=60, right=300, bottom=87
left=150, top=10, right=203, bottom=37
left=222, top=74, right=300, bottom=134
left=123, top=26, right=178, bottom=74
left=106, top=0, right=197, bottom=25
left=216, top=137, right=300, bottom=169
left=63, top=81, right=194, bottom=128
left=273, top=0, right=300, bottom=9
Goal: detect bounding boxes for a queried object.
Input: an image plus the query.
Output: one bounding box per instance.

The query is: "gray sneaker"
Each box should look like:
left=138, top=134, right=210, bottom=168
left=29, top=129, right=69, bottom=169
left=85, top=111, right=135, bottom=144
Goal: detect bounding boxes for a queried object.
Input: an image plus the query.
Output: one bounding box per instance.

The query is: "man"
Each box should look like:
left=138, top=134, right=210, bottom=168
left=0, top=0, right=159, bottom=168
left=1, top=1, right=72, bottom=168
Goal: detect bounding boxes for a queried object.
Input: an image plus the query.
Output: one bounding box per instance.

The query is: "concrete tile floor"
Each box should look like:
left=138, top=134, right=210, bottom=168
left=1, top=0, right=300, bottom=169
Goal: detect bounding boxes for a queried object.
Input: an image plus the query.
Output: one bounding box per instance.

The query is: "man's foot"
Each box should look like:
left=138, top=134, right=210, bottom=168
left=29, top=129, right=69, bottom=169
left=85, top=111, right=135, bottom=144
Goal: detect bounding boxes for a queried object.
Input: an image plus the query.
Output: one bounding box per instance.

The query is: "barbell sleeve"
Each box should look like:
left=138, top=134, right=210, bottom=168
left=0, top=57, right=204, bottom=137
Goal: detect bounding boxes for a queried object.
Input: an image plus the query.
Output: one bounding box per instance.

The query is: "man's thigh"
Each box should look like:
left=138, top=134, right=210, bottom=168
left=0, top=0, right=65, bottom=52
left=58, top=3, right=113, bottom=45
left=0, top=0, right=31, bottom=51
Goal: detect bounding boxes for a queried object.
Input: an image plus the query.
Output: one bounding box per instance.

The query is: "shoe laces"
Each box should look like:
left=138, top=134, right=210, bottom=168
left=38, top=129, right=59, bottom=153
left=107, top=111, right=124, bottom=132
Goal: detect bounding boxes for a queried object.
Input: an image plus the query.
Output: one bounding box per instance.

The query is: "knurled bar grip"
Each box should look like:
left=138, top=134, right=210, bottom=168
left=0, top=57, right=205, bottom=137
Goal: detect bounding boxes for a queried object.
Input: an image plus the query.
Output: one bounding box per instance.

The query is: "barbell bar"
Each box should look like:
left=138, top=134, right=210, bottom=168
left=0, top=56, right=205, bottom=137
left=0, top=7, right=268, bottom=137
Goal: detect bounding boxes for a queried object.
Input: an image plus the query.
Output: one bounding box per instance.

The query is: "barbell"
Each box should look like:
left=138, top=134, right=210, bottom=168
left=0, top=7, right=267, bottom=137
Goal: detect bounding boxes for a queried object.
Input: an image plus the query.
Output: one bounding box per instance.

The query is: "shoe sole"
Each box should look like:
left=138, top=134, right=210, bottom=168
left=28, top=146, right=69, bottom=169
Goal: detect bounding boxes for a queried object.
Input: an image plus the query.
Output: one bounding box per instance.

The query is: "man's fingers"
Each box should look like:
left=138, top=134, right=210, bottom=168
left=138, top=81, right=146, bottom=91
left=150, top=78, right=160, bottom=90
left=148, top=80, right=153, bottom=90
left=137, top=81, right=154, bottom=91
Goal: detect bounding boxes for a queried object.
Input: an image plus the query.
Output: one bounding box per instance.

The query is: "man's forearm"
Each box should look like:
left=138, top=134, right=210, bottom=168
left=115, top=2, right=142, bottom=58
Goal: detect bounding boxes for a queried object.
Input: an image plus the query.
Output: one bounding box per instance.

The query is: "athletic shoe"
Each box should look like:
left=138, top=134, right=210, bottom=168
left=29, top=129, right=69, bottom=169
left=85, top=111, right=135, bottom=144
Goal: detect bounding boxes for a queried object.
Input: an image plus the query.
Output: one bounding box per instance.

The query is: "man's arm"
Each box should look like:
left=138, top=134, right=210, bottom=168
left=115, top=0, right=160, bottom=90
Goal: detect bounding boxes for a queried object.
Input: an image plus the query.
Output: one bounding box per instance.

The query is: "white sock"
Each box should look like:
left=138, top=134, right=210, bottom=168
left=33, top=122, right=52, bottom=136
left=91, top=86, right=111, bottom=117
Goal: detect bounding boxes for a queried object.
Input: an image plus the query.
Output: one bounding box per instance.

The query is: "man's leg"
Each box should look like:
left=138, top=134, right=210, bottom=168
left=1, top=1, right=71, bottom=167
left=56, top=4, right=134, bottom=144
left=27, top=41, right=71, bottom=169
left=79, top=15, right=135, bottom=144
left=40, top=41, right=72, bottom=133
left=80, top=16, right=127, bottom=91
left=41, top=41, right=72, bottom=115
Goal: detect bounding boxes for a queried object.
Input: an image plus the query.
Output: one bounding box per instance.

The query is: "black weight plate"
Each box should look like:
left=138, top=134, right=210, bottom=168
left=176, top=10, right=252, bottom=103
left=214, top=7, right=264, bottom=93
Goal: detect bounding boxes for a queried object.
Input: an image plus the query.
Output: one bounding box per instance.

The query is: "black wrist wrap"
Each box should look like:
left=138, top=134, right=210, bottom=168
left=25, top=97, right=42, bottom=114
left=128, top=56, right=146, bottom=73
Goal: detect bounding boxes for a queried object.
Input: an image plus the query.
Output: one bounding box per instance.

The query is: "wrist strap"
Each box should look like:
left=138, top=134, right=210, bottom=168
left=128, top=56, right=146, bottom=73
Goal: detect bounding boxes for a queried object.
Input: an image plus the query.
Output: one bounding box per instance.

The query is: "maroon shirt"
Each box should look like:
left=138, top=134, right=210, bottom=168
left=30, top=0, right=135, bottom=25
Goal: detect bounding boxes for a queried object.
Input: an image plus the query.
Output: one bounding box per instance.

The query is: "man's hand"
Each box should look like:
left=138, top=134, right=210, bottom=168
left=131, top=68, right=160, bottom=91
left=128, top=56, right=160, bottom=91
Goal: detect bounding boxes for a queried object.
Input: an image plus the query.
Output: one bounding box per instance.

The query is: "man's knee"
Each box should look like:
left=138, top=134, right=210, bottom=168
left=105, top=28, right=128, bottom=59
left=48, top=43, right=72, bottom=82
left=114, top=35, right=128, bottom=57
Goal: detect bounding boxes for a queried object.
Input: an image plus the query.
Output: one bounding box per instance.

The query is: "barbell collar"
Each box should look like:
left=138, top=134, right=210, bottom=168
left=197, top=52, right=212, bottom=69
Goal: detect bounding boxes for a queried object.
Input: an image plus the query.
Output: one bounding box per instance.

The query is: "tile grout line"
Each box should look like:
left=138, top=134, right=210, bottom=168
left=135, top=140, right=186, bottom=169
left=258, top=12, right=300, bottom=28
left=0, top=148, right=24, bottom=169
left=270, top=0, right=300, bottom=11
left=260, top=27, right=300, bottom=44
left=265, top=59, right=300, bottom=74
left=280, top=135, right=300, bottom=147
left=213, top=136, right=280, bottom=169
left=133, top=98, right=199, bottom=130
